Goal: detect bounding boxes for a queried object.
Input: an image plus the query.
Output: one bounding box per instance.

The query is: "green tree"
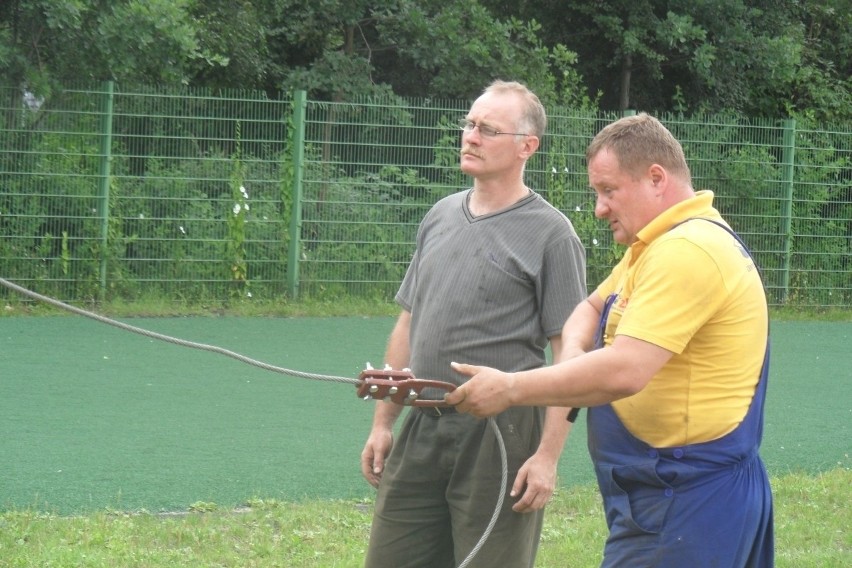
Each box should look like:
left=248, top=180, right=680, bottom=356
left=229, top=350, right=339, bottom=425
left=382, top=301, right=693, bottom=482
left=785, top=0, right=852, bottom=121
left=3, top=0, right=850, bottom=118
left=0, top=0, right=220, bottom=96
left=481, top=0, right=851, bottom=120
left=257, top=0, right=587, bottom=104
left=371, top=1, right=589, bottom=105
left=187, top=0, right=270, bottom=89
left=260, top=0, right=394, bottom=100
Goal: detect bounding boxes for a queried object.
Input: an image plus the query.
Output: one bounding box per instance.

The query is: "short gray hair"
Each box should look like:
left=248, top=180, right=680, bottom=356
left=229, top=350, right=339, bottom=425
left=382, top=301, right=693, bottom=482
left=483, top=80, right=547, bottom=137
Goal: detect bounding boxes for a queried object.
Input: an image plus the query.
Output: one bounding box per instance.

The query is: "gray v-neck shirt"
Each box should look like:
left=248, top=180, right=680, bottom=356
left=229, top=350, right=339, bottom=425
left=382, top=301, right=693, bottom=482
left=397, top=188, right=587, bottom=390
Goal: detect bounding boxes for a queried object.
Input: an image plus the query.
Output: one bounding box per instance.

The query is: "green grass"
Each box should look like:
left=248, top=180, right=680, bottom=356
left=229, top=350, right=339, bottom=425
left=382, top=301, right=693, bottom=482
left=0, top=469, right=848, bottom=567
left=768, top=306, right=852, bottom=322
left=1, top=294, right=403, bottom=319
left=3, top=292, right=850, bottom=321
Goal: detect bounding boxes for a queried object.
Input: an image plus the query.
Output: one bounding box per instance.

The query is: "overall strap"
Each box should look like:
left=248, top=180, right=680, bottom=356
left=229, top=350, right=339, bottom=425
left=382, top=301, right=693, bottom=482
left=672, top=217, right=761, bottom=274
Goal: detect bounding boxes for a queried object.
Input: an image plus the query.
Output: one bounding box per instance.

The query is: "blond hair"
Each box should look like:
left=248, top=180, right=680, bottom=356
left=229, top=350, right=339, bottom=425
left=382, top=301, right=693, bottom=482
left=587, top=113, right=691, bottom=181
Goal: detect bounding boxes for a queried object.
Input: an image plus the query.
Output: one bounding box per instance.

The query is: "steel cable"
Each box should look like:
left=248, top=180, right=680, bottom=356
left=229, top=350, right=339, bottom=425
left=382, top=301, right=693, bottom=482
left=457, top=416, right=506, bottom=568
left=0, top=277, right=357, bottom=385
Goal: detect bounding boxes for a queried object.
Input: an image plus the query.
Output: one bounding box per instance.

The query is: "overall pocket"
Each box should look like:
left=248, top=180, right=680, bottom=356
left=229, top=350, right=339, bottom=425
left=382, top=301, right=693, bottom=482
left=598, top=461, right=674, bottom=535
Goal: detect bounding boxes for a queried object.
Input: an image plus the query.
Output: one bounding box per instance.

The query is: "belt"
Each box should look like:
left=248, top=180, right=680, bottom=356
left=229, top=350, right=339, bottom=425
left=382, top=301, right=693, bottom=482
left=417, top=405, right=458, bottom=418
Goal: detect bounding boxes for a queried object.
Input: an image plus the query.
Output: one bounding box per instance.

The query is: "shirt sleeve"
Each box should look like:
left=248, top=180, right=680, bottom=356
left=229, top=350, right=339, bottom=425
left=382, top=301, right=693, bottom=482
left=395, top=248, right=418, bottom=312
left=539, top=234, right=588, bottom=337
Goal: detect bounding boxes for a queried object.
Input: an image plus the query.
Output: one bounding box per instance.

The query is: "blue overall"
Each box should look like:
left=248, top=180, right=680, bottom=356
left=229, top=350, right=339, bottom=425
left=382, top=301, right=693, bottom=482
left=587, top=220, right=774, bottom=567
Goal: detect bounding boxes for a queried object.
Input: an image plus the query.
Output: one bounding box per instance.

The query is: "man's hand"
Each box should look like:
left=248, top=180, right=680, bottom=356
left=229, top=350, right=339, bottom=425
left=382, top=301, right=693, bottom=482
left=511, top=452, right=559, bottom=513
left=360, top=428, right=393, bottom=488
left=444, top=362, right=516, bottom=418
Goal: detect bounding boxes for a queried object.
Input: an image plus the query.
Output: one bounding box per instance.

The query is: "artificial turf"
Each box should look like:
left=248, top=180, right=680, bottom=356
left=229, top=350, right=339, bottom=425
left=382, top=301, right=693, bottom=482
left=1, top=316, right=849, bottom=515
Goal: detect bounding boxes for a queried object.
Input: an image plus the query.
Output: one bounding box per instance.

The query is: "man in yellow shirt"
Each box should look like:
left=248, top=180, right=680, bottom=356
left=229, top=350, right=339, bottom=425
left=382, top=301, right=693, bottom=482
left=447, top=113, right=774, bottom=567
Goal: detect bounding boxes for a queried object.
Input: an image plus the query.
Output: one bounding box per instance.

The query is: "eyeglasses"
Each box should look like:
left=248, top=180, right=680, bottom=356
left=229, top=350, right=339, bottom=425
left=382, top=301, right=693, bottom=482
left=457, top=118, right=528, bottom=138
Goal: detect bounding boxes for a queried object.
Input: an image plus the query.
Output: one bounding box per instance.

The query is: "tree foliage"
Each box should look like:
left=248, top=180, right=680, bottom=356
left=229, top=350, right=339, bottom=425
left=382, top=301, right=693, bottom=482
left=1, top=0, right=849, bottom=117
left=0, top=0, right=214, bottom=94
left=481, top=0, right=851, bottom=120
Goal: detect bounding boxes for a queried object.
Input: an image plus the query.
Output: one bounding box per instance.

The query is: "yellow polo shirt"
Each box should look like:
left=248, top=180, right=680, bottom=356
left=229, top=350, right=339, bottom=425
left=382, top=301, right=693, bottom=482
left=595, top=191, right=768, bottom=447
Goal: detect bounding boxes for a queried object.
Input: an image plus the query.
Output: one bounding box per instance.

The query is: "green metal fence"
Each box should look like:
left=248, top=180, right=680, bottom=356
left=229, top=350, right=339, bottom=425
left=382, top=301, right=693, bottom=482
left=1, top=83, right=290, bottom=303
left=1, top=83, right=850, bottom=308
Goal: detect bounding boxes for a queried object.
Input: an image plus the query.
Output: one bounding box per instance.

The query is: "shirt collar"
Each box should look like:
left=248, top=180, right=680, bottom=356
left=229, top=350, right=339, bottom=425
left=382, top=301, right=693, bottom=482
left=626, top=190, right=714, bottom=262
left=636, top=190, right=714, bottom=245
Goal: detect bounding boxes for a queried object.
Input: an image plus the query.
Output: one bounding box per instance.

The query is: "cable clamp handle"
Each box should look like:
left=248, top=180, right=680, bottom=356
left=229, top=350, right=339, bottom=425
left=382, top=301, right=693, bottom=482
left=357, top=367, right=456, bottom=407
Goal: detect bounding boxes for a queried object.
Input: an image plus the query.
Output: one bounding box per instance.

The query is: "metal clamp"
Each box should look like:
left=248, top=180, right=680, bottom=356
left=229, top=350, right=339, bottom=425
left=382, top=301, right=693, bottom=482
left=356, top=367, right=456, bottom=407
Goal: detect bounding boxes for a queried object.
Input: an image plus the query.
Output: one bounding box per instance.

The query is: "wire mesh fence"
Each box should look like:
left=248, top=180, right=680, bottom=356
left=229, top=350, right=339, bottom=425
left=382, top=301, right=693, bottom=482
left=1, top=83, right=850, bottom=308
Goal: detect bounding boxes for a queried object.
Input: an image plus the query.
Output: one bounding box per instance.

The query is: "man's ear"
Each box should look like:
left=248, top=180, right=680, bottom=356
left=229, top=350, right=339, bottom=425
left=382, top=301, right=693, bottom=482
left=648, top=164, right=667, bottom=193
left=520, top=135, right=540, bottom=159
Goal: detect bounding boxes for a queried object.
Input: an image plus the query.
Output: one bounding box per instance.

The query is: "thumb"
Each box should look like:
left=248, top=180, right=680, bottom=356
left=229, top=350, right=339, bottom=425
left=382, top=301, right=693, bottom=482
left=443, top=383, right=466, bottom=406
left=373, top=455, right=384, bottom=475
left=511, top=469, right=529, bottom=498
left=450, top=361, right=477, bottom=377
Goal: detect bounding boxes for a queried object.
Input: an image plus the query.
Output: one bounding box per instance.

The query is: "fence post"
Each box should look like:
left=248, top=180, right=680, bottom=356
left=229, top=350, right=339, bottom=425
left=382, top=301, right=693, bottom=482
left=780, top=118, right=796, bottom=304
left=287, top=90, right=307, bottom=299
left=97, top=81, right=114, bottom=301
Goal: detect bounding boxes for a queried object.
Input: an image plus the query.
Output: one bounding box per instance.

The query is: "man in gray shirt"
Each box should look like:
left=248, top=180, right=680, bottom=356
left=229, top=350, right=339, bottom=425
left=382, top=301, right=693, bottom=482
left=361, top=80, right=587, bottom=567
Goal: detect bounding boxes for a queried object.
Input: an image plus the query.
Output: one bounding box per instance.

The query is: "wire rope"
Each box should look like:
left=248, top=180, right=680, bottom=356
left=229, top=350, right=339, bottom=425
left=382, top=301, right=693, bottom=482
left=457, top=416, right=507, bottom=568
left=0, top=277, right=357, bottom=385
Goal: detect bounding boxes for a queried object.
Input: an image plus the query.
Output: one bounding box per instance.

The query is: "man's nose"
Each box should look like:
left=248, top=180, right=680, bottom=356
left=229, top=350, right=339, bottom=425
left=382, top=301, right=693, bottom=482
left=464, top=126, right=483, bottom=143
